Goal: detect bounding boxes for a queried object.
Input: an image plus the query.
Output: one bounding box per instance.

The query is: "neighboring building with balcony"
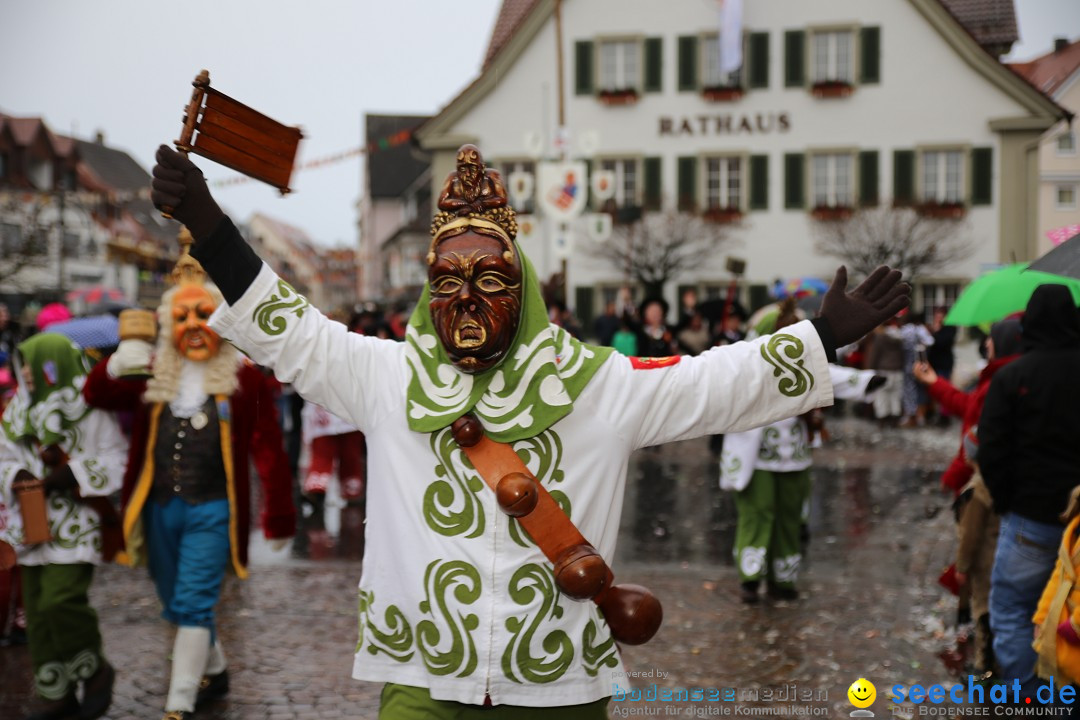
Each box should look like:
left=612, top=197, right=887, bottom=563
left=0, top=114, right=174, bottom=311
left=247, top=212, right=325, bottom=309
left=1012, top=37, right=1080, bottom=256
left=415, top=0, right=1066, bottom=325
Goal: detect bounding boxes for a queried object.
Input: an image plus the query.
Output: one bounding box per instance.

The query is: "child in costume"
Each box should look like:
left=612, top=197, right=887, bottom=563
left=82, top=242, right=296, bottom=720
left=149, top=142, right=908, bottom=718
left=0, top=333, right=127, bottom=720
left=1032, top=484, right=1080, bottom=687
left=720, top=302, right=883, bottom=603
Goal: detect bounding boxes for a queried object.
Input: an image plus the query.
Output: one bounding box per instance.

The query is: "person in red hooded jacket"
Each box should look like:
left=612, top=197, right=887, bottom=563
left=913, top=316, right=1023, bottom=496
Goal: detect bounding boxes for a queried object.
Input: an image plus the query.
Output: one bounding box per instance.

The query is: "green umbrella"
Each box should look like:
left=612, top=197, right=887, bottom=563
left=943, top=263, right=1080, bottom=326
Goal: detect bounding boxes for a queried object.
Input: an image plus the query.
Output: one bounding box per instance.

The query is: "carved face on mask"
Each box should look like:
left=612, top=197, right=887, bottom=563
left=428, top=230, right=522, bottom=374
left=171, top=285, right=221, bottom=362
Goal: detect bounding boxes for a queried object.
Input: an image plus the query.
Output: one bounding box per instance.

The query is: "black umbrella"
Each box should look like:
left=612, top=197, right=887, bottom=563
left=1027, top=231, right=1080, bottom=280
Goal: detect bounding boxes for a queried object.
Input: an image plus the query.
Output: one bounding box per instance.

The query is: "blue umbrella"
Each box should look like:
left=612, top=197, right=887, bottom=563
left=48, top=314, right=120, bottom=350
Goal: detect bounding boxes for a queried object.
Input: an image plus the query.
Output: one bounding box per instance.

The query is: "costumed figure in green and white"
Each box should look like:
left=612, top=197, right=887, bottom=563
left=721, top=301, right=884, bottom=604
left=150, top=141, right=909, bottom=719
left=0, top=333, right=127, bottom=720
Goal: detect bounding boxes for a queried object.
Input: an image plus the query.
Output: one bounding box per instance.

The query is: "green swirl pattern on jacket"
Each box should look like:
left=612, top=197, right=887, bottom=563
left=582, top=614, right=618, bottom=677
left=47, top=496, right=99, bottom=551
left=364, top=590, right=415, bottom=663
left=758, top=427, right=781, bottom=461
left=82, top=459, right=109, bottom=491
left=507, top=430, right=570, bottom=548
left=252, top=280, right=310, bottom=336
left=424, top=427, right=485, bottom=539
left=502, top=563, right=574, bottom=684
left=791, top=422, right=811, bottom=462
left=417, top=560, right=481, bottom=677
left=760, top=333, right=814, bottom=398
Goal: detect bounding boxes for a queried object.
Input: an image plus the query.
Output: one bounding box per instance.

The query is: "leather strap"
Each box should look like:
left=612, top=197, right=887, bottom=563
left=458, top=434, right=614, bottom=599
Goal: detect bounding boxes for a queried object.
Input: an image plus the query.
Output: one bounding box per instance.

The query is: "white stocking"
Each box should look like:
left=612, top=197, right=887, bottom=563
left=165, top=626, right=211, bottom=712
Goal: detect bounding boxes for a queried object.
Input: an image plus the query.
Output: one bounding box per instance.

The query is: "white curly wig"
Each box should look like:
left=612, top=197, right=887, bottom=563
left=143, top=283, right=240, bottom=404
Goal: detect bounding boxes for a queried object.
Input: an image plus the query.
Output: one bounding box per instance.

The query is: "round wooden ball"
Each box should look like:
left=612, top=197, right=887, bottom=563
left=450, top=415, right=483, bottom=447
left=597, top=584, right=663, bottom=646
left=553, top=544, right=609, bottom=601
left=495, top=472, right=538, bottom=517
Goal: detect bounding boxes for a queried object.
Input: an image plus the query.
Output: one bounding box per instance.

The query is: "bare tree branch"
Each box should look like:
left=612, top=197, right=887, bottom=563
left=585, top=211, right=734, bottom=296
left=812, top=205, right=975, bottom=282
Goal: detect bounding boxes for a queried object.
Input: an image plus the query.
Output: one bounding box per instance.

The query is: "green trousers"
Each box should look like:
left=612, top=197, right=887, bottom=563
left=21, top=564, right=104, bottom=699
left=379, top=683, right=610, bottom=719
left=733, top=468, right=810, bottom=589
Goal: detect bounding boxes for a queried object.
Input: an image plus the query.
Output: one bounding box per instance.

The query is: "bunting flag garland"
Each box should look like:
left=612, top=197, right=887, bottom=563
left=210, top=128, right=415, bottom=189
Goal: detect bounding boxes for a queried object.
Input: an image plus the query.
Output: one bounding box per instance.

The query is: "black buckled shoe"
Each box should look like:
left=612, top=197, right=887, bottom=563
left=740, top=581, right=761, bottom=604
left=195, top=669, right=230, bottom=708
left=77, top=660, right=114, bottom=720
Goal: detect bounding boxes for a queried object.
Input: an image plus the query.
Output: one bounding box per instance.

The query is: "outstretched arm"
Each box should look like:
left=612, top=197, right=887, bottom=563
left=151, top=146, right=399, bottom=432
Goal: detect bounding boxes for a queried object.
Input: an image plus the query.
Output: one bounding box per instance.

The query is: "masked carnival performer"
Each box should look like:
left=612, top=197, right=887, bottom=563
left=150, top=142, right=908, bottom=718
left=82, top=240, right=296, bottom=720
left=0, top=333, right=126, bottom=720
left=720, top=301, right=885, bottom=604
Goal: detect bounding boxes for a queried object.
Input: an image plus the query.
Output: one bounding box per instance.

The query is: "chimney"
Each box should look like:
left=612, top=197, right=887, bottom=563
left=1056, top=37, right=1070, bottom=53
left=95, top=130, right=105, bottom=145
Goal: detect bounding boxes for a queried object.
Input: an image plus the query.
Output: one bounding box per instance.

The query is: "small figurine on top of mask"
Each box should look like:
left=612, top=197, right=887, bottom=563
left=83, top=235, right=296, bottom=720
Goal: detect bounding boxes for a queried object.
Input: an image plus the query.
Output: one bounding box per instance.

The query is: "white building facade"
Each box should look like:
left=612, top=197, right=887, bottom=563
left=417, top=0, right=1064, bottom=325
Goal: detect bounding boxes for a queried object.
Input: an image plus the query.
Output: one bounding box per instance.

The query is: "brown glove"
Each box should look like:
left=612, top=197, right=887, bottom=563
left=151, top=145, right=225, bottom=241
left=43, top=464, right=77, bottom=495
left=819, top=266, right=911, bottom=348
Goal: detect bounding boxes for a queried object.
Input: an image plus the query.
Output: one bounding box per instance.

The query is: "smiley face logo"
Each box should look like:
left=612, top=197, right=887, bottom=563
left=848, top=678, right=876, bottom=709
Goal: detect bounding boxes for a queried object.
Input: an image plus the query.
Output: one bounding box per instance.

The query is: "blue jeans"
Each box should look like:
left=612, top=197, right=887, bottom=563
left=146, top=497, right=230, bottom=636
left=990, top=512, right=1064, bottom=696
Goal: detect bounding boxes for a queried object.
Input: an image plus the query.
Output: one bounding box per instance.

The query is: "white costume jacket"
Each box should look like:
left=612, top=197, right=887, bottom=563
left=210, top=264, right=836, bottom=707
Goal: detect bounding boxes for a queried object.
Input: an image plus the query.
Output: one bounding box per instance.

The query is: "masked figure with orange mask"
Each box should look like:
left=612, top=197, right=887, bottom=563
left=82, top=240, right=296, bottom=720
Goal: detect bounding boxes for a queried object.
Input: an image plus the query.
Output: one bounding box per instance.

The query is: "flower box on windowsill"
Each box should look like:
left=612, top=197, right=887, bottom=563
left=702, top=86, right=744, bottom=102
left=703, top=206, right=744, bottom=224
left=811, top=81, right=855, bottom=99
left=598, top=89, right=639, bottom=106
left=810, top=205, right=854, bottom=221
left=916, top=202, right=967, bottom=219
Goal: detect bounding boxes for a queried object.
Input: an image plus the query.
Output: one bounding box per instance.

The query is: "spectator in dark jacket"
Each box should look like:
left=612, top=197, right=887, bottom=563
left=913, top=316, right=1022, bottom=496
left=978, top=284, right=1080, bottom=700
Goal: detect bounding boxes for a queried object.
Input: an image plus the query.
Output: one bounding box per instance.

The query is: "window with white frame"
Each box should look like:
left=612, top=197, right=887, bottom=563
left=1058, top=185, right=1077, bottom=210
left=811, top=153, right=854, bottom=207
left=811, top=31, right=853, bottom=83
left=922, top=150, right=965, bottom=204
left=598, top=39, right=640, bottom=92
left=1058, top=131, right=1077, bottom=155
left=702, top=35, right=742, bottom=88
left=600, top=158, right=639, bottom=208
left=704, top=156, right=742, bottom=210
left=920, top=282, right=962, bottom=311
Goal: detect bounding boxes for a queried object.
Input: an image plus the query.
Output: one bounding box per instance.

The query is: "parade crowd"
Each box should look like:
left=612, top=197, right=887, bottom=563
left=0, top=144, right=1078, bottom=720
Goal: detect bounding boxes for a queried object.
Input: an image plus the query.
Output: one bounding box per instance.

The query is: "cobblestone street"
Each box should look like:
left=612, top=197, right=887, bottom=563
left=1, top=415, right=968, bottom=719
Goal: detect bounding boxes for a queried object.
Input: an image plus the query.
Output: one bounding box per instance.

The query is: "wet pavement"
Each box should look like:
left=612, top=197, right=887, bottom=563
left=0, top=413, right=972, bottom=719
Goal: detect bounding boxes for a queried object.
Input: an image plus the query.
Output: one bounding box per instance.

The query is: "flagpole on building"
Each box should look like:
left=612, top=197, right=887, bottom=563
left=554, top=0, right=568, bottom=306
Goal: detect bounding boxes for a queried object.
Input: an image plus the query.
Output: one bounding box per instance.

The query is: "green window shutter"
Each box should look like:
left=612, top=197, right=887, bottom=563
left=575, top=286, right=595, bottom=331
left=575, top=41, right=594, bottom=95
left=749, top=154, right=769, bottom=211
left=784, top=30, right=805, bottom=87
left=784, top=153, right=805, bottom=209
left=859, top=150, right=879, bottom=207
left=860, top=27, right=881, bottom=84
left=584, top=158, right=594, bottom=210
left=643, top=156, right=662, bottom=211
left=644, top=37, right=663, bottom=93
left=971, top=147, right=993, bottom=205
left=678, top=36, right=699, bottom=91
left=677, top=156, right=698, bottom=211
left=893, top=149, right=915, bottom=206
left=748, top=32, right=770, bottom=89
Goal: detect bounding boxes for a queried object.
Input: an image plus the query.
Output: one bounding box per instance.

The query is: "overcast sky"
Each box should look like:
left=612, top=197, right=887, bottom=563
left=2, top=0, right=1078, bottom=248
